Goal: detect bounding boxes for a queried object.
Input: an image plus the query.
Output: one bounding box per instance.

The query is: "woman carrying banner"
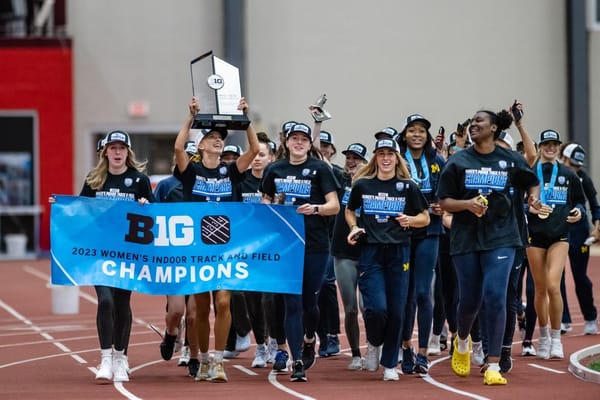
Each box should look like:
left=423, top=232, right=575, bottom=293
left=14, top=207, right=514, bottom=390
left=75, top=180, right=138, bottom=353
left=79, top=130, right=153, bottom=383
left=174, top=96, right=259, bottom=383
left=345, top=138, right=430, bottom=381
left=437, top=109, right=541, bottom=386
left=260, top=122, right=340, bottom=382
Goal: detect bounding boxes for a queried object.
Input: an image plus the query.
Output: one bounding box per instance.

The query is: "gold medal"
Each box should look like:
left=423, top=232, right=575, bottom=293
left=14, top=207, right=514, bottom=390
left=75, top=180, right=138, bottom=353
left=538, top=212, right=549, bottom=220
left=477, top=194, right=488, bottom=207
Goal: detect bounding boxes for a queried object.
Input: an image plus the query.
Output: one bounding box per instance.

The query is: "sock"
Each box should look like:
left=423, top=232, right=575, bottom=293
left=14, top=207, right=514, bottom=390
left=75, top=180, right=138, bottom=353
left=431, top=334, right=440, bottom=342
left=113, top=349, right=124, bottom=359
left=457, top=337, right=470, bottom=353
left=200, top=352, right=210, bottom=363
left=213, top=350, right=224, bottom=362
left=100, top=348, right=112, bottom=358
left=304, top=335, right=315, bottom=343
left=551, top=329, right=561, bottom=340
left=487, top=362, right=500, bottom=372
left=539, top=325, right=549, bottom=338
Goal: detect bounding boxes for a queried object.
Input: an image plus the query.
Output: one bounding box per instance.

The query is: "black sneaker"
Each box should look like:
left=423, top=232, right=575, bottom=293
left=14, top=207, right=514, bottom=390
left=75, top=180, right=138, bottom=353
left=290, top=360, right=307, bottom=382
left=415, top=353, right=429, bottom=375
left=160, top=331, right=177, bottom=360
left=302, top=341, right=316, bottom=370
left=448, top=336, right=456, bottom=356
left=440, top=335, right=448, bottom=352
left=187, top=358, right=200, bottom=377
left=401, top=346, right=415, bottom=374
left=499, top=347, right=513, bottom=373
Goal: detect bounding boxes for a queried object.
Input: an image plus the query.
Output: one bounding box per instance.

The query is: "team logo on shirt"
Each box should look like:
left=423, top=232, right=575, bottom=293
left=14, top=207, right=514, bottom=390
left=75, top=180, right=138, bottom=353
left=558, top=176, right=566, bottom=185
left=396, top=182, right=405, bottom=192
left=499, top=160, right=507, bottom=169
left=124, top=178, right=133, bottom=187
left=302, top=168, right=311, bottom=177
left=219, top=166, right=228, bottom=176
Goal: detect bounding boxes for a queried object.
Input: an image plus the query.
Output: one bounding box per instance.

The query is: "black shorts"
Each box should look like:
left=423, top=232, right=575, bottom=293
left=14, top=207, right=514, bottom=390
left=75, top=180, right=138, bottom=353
left=528, top=232, right=569, bottom=249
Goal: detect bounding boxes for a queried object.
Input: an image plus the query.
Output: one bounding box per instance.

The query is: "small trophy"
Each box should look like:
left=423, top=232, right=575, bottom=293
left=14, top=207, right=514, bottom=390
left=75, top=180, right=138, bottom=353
left=190, top=51, right=250, bottom=130
left=310, top=93, right=332, bottom=122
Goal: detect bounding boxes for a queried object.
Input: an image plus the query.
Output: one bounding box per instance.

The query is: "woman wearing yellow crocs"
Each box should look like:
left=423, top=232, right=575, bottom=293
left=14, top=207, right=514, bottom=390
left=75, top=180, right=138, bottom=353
left=437, top=108, right=541, bottom=386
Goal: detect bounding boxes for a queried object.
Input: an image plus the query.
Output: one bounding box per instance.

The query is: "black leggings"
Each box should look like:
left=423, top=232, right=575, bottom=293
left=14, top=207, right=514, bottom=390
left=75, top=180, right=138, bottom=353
left=95, top=285, right=132, bottom=351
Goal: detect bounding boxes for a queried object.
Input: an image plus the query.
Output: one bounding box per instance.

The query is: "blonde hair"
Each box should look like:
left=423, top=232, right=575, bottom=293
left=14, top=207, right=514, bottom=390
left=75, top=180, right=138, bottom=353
left=86, top=147, right=147, bottom=191
left=353, top=150, right=411, bottom=183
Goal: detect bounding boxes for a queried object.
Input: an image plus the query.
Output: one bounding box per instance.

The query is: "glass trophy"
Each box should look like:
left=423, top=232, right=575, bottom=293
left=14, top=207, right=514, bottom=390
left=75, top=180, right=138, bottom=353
left=190, top=51, right=250, bottom=130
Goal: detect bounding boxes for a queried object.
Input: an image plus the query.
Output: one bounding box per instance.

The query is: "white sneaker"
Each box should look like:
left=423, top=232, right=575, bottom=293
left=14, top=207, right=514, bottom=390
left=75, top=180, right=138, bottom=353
left=522, top=342, right=537, bottom=356
left=365, top=342, right=381, bottom=372
left=235, top=334, right=251, bottom=352
left=537, top=336, right=550, bottom=359
left=178, top=345, right=191, bottom=366
left=560, top=322, right=572, bottom=334
left=348, top=356, right=363, bottom=370
left=471, top=341, right=485, bottom=366
left=113, top=354, right=129, bottom=382
left=383, top=367, right=399, bottom=381
left=584, top=319, right=598, bottom=335
left=210, top=361, right=228, bottom=382
left=223, top=350, right=240, bottom=359
left=266, top=338, right=278, bottom=363
left=427, top=335, right=441, bottom=356
left=550, top=338, right=564, bottom=359
left=252, top=344, right=268, bottom=368
left=195, top=361, right=212, bottom=381
left=95, top=356, right=113, bottom=382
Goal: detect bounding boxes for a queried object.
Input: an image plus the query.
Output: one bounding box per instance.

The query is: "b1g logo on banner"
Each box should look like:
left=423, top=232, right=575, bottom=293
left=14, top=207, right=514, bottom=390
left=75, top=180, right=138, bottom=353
left=50, top=196, right=304, bottom=295
left=124, top=214, right=231, bottom=246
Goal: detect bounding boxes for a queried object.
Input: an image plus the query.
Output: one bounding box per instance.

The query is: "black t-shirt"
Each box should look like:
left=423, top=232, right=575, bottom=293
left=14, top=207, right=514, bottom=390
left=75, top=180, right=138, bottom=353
left=331, top=171, right=361, bottom=259
left=528, top=161, right=586, bottom=238
left=347, top=176, right=429, bottom=245
left=402, top=150, right=445, bottom=238
left=260, top=157, right=340, bottom=253
left=436, top=145, right=532, bottom=255
left=236, top=170, right=262, bottom=203
left=175, top=160, right=245, bottom=202
left=80, top=167, right=154, bottom=202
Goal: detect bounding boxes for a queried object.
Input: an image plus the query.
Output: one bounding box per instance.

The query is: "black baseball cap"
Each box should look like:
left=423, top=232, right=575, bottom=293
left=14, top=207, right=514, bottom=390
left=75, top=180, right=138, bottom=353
left=562, top=143, right=585, bottom=166
left=286, top=123, right=313, bottom=141
left=538, top=129, right=561, bottom=145
left=374, top=127, right=398, bottom=140
left=401, top=114, right=431, bottom=132
left=105, top=130, right=131, bottom=147
left=342, top=143, right=368, bottom=160
left=373, top=138, right=399, bottom=153
left=222, top=144, right=242, bottom=156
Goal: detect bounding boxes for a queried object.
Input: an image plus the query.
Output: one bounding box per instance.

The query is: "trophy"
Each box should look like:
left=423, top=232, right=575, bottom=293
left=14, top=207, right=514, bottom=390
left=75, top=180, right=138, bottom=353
left=190, top=51, right=250, bottom=130
left=310, top=93, right=332, bottom=122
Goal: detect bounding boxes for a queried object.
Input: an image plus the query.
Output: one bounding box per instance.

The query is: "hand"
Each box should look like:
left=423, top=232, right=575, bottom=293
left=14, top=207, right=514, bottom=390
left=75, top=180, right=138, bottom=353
left=429, top=202, right=444, bottom=216
left=48, top=196, right=56, bottom=204
left=189, top=96, right=200, bottom=116
left=138, top=197, right=150, bottom=206
left=470, top=195, right=488, bottom=218
left=395, top=213, right=410, bottom=229
left=296, top=203, right=315, bottom=216
left=347, top=226, right=366, bottom=246
left=567, top=208, right=582, bottom=223
left=238, top=97, right=249, bottom=115
left=528, top=196, right=543, bottom=210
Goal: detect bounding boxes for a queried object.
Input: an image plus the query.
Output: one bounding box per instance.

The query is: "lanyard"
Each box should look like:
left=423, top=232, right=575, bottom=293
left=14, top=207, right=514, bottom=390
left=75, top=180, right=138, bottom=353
left=536, top=161, right=558, bottom=204
left=405, top=150, right=430, bottom=187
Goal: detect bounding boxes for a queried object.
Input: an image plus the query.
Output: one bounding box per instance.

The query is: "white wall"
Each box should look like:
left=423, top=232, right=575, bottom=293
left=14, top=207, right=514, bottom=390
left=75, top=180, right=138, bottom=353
left=68, top=0, right=595, bottom=188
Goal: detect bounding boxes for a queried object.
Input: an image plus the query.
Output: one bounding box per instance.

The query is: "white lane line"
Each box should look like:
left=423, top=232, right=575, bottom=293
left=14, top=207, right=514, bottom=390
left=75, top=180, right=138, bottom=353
left=233, top=364, right=259, bottom=375
left=423, top=356, right=491, bottom=400
left=0, top=299, right=84, bottom=365
left=528, top=363, right=567, bottom=374
left=268, top=371, right=316, bottom=400
left=114, top=382, right=143, bottom=400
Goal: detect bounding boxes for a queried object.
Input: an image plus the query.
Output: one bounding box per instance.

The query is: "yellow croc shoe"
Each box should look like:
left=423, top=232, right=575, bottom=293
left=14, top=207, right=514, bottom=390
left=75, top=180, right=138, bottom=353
left=483, top=369, right=507, bottom=385
left=451, top=336, right=471, bottom=377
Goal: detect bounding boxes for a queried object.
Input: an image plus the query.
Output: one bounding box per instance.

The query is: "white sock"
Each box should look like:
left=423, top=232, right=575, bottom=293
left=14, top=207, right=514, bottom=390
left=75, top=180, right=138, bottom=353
left=200, top=352, right=210, bottom=362
left=213, top=350, right=224, bottom=362
left=458, top=337, right=469, bottom=353
left=551, top=329, right=561, bottom=340
left=539, top=325, right=550, bottom=338
left=488, top=362, right=500, bottom=372
left=100, top=348, right=112, bottom=358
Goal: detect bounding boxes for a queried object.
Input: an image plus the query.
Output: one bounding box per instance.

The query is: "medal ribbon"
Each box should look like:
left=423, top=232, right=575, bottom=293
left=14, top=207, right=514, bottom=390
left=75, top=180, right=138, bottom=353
left=536, top=161, right=558, bottom=205
left=405, top=150, right=430, bottom=190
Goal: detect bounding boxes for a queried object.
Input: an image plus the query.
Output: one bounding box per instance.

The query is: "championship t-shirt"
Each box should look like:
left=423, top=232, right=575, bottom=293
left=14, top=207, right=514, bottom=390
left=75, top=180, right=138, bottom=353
left=260, top=157, right=340, bottom=253
left=347, top=176, right=429, bottom=245
left=176, top=160, right=245, bottom=202
left=437, top=145, right=533, bottom=255
left=80, top=167, right=154, bottom=202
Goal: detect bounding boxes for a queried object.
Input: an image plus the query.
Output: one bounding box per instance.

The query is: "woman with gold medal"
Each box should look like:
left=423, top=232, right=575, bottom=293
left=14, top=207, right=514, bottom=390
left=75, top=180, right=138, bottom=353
left=526, top=129, right=586, bottom=361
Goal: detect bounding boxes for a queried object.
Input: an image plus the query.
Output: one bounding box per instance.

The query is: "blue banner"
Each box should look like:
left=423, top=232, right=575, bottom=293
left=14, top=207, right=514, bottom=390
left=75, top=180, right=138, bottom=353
left=50, top=195, right=305, bottom=295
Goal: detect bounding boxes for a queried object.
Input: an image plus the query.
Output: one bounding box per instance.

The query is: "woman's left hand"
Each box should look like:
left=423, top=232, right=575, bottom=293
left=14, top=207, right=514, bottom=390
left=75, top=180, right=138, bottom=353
left=567, top=207, right=582, bottom=223
left=138, top=197, right=150, bottom=206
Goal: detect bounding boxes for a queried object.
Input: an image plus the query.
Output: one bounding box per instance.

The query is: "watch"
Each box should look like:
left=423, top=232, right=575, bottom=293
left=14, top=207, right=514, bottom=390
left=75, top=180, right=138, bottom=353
left=313, top=205, right=319, bottom=215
